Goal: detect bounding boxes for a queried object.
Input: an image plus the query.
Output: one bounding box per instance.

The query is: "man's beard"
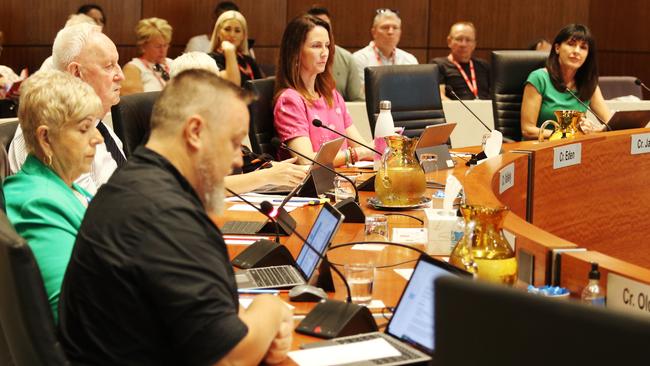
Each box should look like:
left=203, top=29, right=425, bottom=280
left=197, top=159, right=226, bottom=215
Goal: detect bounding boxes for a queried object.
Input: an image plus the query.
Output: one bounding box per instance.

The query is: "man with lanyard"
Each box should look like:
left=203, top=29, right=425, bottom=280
left=353, top=9, right=418, bottom=89
left=433, top=21, right=490, bottom=100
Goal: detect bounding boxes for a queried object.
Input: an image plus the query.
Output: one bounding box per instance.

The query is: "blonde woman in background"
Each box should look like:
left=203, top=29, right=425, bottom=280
left=208, top=10, right=261, bottom=86
left=121, top=18, right=172, bottom=95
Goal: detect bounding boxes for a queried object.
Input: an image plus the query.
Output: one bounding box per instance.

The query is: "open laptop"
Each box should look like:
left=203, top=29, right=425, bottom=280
left=301, top=254, right=470, bottom=365
left=222, top=138, right=345, bottom=235
left=235, top=203, right=344, bottom=289
left=252, top=137, right=345, bottom=195
left=606, top=110, right=650, bottom=130
left=415, top=122, right=457, bottom=171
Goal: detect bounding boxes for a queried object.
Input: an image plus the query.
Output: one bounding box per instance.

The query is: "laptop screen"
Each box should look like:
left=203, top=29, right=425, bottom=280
left=386, top=256, right=468, bottom=354
left=294, top=204, right=342, bottom=279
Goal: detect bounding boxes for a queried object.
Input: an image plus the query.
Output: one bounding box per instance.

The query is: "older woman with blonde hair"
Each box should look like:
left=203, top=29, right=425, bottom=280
left=208, top=10, right=262, bottom=86
left=121, top=17, right=172, bottom=95
left=3, top=70, right=104, bottom=322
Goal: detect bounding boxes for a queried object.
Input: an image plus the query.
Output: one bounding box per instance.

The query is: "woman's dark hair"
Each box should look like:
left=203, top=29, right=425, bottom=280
left=274, top=14, right=336, bottom=107
left=77, top=4, right=106, bottom=24
left=546, top=23, right=598, bottom=101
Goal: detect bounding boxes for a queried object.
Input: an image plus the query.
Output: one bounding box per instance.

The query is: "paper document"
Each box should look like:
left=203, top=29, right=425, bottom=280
left=392, top=228, right=427, bottom=244
left=394, top=268, right=414, bottom=281
left=227, top=204, right=298, bottom=213
left=351, top=243, right=386, bottom=251
left=289, top=338, right=401, bottom=366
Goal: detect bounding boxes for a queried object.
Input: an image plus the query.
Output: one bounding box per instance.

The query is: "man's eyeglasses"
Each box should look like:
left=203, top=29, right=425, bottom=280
left=376, top=8, right=400, bottom=16
left=153, top=63, right=170, bottom=81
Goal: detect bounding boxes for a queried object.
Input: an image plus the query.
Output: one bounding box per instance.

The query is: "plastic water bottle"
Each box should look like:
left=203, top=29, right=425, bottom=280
left=373, top=100, right=395, bottom=169
left=581, top=262, right=606, bottom=306
left=449, top=210, right=465, bottom=252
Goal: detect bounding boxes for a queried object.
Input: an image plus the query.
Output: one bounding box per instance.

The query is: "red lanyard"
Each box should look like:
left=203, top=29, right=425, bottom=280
left=237, top=55, right=254, bottom=80
left=372, top=44, right=395, bottom=65
left=450, top=57, right=478, bottom=98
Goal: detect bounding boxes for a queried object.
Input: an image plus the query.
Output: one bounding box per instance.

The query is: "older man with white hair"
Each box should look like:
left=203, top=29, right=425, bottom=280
left=353, top=9, right=418, bottom=86
left=9, top=23, right=125, bottom=194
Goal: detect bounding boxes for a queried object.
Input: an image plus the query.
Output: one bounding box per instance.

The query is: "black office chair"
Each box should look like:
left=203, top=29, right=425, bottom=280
left=490, top=50, right=548, bottom=141
left=0, top=120, right=18, bottom=153
left=598, top=76, right=644, bottom=100
left=0, top=100, right=17, bottom=119
left=364, top=64, right=446, bottom=138
left=110, top=91, right=160, bottom=158
left=245, top=77, right=278, bottom=157
left=0, top=212, right=70, bottom=365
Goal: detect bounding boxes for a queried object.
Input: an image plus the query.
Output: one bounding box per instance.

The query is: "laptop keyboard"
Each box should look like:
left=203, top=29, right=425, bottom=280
left=249, top=266, right=303, bottom=287
left=334, top=333, right=421, bottom=365
left=222, top=221, right=264, bottom=235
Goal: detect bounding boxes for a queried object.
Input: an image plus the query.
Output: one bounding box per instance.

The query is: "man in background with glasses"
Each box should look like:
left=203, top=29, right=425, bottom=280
left=433, top=21, right=490, bottom=100
left=353, top=9, right=418, bottom=88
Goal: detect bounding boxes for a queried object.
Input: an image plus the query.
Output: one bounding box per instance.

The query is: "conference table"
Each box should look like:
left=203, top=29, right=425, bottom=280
left=215, top=126, right=650, bottom=364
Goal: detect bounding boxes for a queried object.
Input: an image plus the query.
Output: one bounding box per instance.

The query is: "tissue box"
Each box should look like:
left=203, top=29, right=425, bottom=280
left=424, top=208, right=457, bottom=255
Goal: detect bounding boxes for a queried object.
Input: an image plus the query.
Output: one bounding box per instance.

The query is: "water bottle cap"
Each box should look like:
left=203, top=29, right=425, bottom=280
left=379, top=100, right=392, bottom=110
left=588, top=262, right=601, bottom=280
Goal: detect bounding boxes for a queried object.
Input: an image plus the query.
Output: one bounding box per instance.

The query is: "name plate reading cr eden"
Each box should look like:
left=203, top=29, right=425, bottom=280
left=553, top=143, right=581, bottom=169
left=499, top=163, right=514, bottom=194
left=631, top=133, right=650, bottom=155
left=607, top=273, right=650, bottom=317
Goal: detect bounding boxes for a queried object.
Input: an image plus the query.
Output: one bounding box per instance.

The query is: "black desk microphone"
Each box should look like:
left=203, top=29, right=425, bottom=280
left=447, top=86, right=493, bottom=165
left=311, top=119, right=379, bottom=192
left=635, top=78, right=650, bottom=94
left=271, top=138, right=365, bottom=223
left=270, top=204, right=378, bottom=339
left=565, top=87, right=610, bottom=131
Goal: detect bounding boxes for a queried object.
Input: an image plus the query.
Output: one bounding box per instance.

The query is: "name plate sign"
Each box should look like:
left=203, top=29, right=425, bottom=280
left=498, top=163, right=514, bottom=194
left=631, top=133, right=650, bottom=155
left=607, top=273, right=650, bottom=317
left=553, top=143, right=581, bottom=169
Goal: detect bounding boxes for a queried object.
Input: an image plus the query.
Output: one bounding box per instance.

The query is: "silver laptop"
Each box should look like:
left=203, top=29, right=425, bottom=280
left=252, top=137, right=345, bottom=194
left=236, top=203, right=344, bottom=289
left=301, top=255, right=470, bottom=365
left=415, top=123, right=457, bottom=171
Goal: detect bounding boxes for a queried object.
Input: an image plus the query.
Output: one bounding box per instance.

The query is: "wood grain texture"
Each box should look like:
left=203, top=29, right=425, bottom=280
left=2, top=0, right=649, bottom=87
left=530, top=131, right=650, bottom=269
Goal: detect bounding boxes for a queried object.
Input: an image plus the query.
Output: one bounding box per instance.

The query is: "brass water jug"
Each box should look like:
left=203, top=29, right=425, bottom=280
left=374, top=135, right=426, bottom=206
left=449, top=204, right=517, bottom=285
left=538, top=110, right=584, bottom=142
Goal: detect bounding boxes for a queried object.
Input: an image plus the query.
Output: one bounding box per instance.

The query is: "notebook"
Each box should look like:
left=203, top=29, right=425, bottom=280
left=301, top=255, right=470, bottom=365
left=235, top=203, right=344, bottom=289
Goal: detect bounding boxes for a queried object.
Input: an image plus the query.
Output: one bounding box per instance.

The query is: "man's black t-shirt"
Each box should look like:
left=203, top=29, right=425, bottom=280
left=432, top=57, right=491, bottom=100
left=59, top=146, right=248, bottom=366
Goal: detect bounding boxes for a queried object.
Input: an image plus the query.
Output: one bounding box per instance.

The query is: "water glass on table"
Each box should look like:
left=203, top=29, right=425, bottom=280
left=365, top=214, right=389, bottom=241
left=334, top=175, right=356, bottom=202
left=344, top=263, right=375, bottom=305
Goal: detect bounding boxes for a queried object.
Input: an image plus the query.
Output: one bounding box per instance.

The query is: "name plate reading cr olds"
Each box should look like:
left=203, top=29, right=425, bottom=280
left=553, top=143, right=581, bottom=169
left=499, top=163, right=514, bottom=194
left=607, top=273, right=650, bottom=317
left=631, top=133, right=650, bottom=155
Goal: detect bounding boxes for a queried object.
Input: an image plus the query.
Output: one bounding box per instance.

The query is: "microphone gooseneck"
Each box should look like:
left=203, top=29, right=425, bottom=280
left=271, top=138, right=360, bottom=204
left=225, top=188, right=281, bottom=243
left=312, top=119, right=382, bottom=155
left=272, top=206, right=353, bottom=303
left=565, top=87, right=610, bottom=130
left=635, top=78, right=650, bottom=93
left=448, top=87, right=492, bottom=132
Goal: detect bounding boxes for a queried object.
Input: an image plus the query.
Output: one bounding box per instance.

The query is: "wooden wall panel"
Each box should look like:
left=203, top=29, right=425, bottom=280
left=287, top=0, right=429, bottom=49
left=0, top=0, right=648, bottom=100
left=589, top=0, right=650, bottom=52
left=429, top=0, right=589, bottom=49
